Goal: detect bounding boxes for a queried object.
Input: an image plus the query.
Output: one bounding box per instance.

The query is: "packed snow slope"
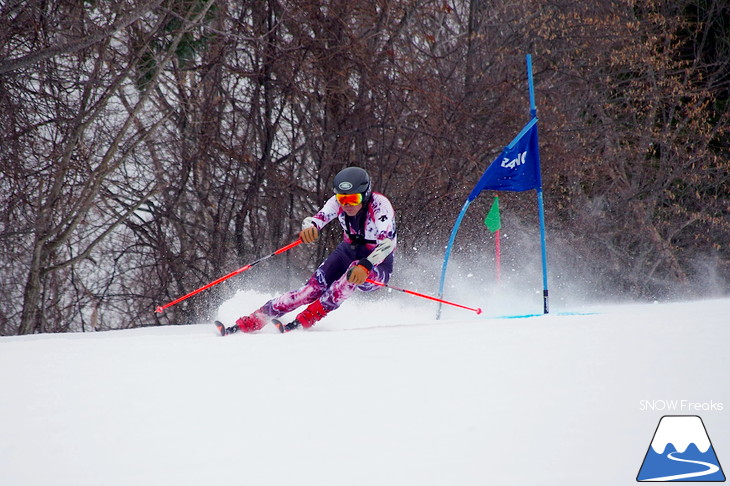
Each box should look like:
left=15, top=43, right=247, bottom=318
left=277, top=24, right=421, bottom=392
left=1, top=292, right=728, bottom=486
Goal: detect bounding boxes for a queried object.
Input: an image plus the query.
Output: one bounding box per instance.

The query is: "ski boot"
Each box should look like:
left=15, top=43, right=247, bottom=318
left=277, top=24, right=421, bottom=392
left=215, top=309, right=268, bottom=336
left=235, top=310, right=268, bottom=332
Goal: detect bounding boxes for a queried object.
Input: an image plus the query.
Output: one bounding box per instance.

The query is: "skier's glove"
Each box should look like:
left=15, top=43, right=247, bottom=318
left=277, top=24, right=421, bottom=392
left=346, top=264, right=369, bottom=285
left=299, top=218, right=319, bottom=244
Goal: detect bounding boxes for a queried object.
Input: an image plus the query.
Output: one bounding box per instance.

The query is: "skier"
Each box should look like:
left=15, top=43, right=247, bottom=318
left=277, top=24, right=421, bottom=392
left=218, top=166, right=396, bottom=334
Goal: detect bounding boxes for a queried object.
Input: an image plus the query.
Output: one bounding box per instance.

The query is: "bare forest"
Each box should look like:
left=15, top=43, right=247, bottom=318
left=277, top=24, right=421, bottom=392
left=1, top=0, right=728, bottom=335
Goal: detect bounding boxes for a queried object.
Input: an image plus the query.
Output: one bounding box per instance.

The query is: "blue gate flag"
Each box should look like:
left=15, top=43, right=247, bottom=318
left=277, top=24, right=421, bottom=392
left=467, top=118, right=541, bottom=201
left=437, top=54, right=549, bottom=319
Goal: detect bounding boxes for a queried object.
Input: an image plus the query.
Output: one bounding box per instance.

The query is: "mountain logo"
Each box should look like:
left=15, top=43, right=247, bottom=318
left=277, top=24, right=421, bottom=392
left=637, top=415, right=725, bottom=482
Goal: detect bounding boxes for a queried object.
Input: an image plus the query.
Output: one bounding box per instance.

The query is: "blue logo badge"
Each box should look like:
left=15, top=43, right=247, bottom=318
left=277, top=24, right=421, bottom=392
left=637, top=415, right=725, bottom=482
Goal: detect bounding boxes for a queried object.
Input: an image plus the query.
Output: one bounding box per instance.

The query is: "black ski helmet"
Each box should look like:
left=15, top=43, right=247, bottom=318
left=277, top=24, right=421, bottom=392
left=333, top=167, right=371, bottom=201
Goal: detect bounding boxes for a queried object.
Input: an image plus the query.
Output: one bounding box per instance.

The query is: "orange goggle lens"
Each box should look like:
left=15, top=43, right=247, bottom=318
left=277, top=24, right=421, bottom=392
left=335, top=193, right=363, bottom=206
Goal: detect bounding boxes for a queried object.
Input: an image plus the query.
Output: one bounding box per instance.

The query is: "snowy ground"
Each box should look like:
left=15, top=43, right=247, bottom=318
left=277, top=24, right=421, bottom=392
left=1, top=291, right=728, bottom=486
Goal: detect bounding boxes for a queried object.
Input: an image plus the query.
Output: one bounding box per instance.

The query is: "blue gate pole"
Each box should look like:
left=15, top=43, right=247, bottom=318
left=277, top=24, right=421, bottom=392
left=537, top=189, right=549, bottom=314
left=436, top=199, right=472, bottom=319
left=527, top=54, right=549, bottom=314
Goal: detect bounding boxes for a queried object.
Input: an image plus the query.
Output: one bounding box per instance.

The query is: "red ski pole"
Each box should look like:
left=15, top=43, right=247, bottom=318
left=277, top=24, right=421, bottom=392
left=366, top=279, right=482, bottom=315
left=155, top=239, right=303, bottom=314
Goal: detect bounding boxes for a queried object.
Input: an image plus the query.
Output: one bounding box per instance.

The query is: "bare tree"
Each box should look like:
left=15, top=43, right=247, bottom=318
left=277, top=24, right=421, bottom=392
left=1, top=0, right=215, bottom=334
left=522, top=0, right=730, bottom=297
left=1, top=0, right=727, bottom=334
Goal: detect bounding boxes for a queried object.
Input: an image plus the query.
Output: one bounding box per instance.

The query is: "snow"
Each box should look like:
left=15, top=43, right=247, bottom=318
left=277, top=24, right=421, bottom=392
left=650, top=416, right=711, bottom=454
left=1, top=292, right=729, bottom=485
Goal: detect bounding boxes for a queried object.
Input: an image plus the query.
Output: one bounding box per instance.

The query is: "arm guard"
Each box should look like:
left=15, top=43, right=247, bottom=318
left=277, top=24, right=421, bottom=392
left=358, top=238, right=395, bottom=270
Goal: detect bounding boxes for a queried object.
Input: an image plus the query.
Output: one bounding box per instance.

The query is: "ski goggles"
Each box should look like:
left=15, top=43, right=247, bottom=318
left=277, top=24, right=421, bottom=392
left=335, top=193, right=363, bottom=206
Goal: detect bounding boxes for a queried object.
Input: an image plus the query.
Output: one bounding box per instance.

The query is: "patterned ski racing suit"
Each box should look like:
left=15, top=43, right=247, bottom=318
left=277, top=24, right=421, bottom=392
left=260, top=192, right=396, bottom=324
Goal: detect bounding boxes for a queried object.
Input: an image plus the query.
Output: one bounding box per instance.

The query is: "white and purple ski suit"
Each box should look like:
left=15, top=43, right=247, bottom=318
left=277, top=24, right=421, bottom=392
left=261, top=192, right=397, bottom=318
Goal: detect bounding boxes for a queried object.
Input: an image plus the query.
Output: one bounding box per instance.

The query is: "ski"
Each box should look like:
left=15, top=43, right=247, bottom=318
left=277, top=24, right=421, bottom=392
left=272, top=319, right=285, bottom=333
left=217, top=318, right=296, bottom=335
left=272, top=319, right=300, bottom=333
left=214, top=320, right=226, bottom=336
left=214, top=320, right=238, bottom=336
